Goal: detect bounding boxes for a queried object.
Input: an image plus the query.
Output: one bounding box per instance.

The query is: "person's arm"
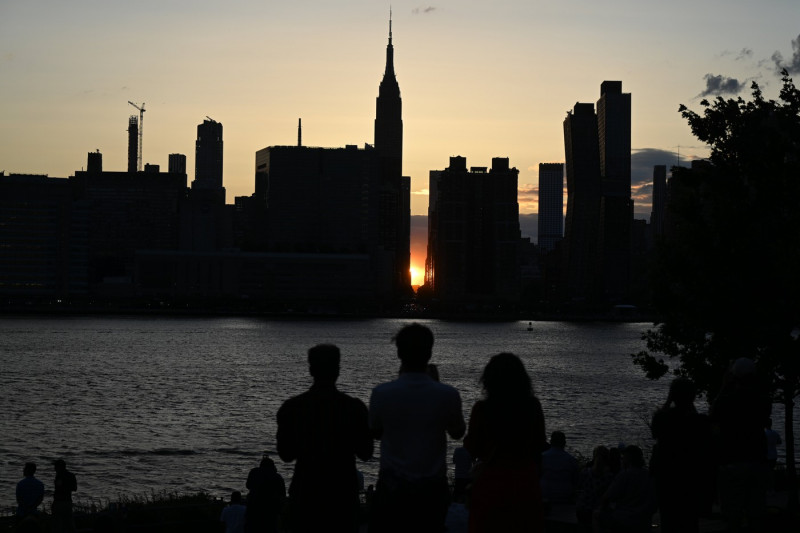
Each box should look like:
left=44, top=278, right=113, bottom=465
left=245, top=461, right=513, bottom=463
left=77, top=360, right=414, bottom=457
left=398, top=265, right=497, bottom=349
left=368, top=389, right=383, bottom=440
left=463, top=401, right=487, bottom=460
left=276, top=403, right=297, bottom=462
left=35, top=481, right=44, bottom=508
left=354, top=399, right=374, bottom=461
left=447, top=390, right=466, bottom=440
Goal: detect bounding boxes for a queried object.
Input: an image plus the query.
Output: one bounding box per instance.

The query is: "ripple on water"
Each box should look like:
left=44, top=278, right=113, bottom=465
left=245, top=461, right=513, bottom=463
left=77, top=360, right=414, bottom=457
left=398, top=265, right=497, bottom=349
left=4, top=316, right=792, bottom=511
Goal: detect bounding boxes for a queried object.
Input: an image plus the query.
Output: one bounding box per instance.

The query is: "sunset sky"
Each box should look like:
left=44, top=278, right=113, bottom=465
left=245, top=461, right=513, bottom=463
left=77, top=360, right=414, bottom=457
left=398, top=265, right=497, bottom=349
left=2, top=1, right=798, bottom=283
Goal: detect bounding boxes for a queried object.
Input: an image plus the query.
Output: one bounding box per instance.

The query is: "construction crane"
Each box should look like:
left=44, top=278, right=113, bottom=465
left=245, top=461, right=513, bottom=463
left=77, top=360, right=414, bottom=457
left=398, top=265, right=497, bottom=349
left=128, top=101, right=145, bottom=172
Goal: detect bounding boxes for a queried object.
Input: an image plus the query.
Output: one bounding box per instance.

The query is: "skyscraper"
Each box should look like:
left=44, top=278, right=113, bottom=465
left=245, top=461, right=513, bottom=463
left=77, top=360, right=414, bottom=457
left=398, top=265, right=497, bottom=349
left=651, top=164, right=667, bottom=237
left=127, top=116, right=138, bottom=174
left=169, top=153, right=187, bottom=175
left=563, top=103, right=601, bottom=301
left=193, top=118, right=223, bottom=192
left=425, top=157, right=521, bottom=302
left=596, top=81, right=632, bottom=302
left=374, top=13, right=410, bottom=296
left=537, top=163, right=564, bottom=253
left=562, top=82, right=632, bottom=305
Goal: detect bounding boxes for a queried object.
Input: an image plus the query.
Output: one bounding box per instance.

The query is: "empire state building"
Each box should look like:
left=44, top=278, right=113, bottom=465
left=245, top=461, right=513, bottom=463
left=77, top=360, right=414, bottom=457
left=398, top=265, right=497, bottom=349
left=374, top=14, right=411, bottom=295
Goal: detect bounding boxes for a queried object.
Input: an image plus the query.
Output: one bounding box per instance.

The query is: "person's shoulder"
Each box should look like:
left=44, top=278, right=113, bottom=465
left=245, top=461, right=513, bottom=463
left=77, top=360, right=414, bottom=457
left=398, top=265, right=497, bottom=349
left=431, top=380, right=460, bottom=396
left=339, top=390, right=368, bottom=409
left=371, top=379, right=399, bottom=394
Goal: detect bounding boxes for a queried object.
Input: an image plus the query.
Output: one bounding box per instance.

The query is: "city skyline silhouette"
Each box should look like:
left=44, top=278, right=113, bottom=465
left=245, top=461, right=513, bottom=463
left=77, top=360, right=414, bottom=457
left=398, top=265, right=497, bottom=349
left=2, top=2, right=798, bottom=214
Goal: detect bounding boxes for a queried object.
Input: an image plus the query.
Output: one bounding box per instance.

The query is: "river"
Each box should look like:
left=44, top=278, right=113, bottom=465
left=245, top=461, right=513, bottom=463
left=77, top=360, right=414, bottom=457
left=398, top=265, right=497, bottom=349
left=0, top=316, right=792, bottom=512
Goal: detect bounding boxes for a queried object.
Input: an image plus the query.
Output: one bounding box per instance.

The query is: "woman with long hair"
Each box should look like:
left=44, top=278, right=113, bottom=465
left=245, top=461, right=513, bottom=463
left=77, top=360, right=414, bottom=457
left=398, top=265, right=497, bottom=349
left=463, top=352, right=547, bottom=533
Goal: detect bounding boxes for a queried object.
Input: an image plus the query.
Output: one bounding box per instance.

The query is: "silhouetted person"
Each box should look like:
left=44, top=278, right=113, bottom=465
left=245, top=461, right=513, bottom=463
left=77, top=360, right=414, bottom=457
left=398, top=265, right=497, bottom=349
left=220, top=491, right=247, bottom=533
left=710, top=357, right=771, bottom=533
left=369, top=323, right=466, bottom=533
left=51, top=459, right=77, bottom=533
left=245, top=455, right=286, bottom=533
left=541, top=430, right=580, bottom=504
left=463, top=353, right=547, bottom=533
left=16, top=462, right=44, bottom=519
left=276, top=344, right=373, bottom=533
left=595, top=445, right=656, bottom=533
left=575, top=446, right=614, bottom=532
left=650, top=377, right=712, bottom=533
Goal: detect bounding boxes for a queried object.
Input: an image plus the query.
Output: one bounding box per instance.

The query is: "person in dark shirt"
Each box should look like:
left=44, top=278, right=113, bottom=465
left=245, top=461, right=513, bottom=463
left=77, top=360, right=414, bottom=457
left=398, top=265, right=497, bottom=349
left=276, top=344, right=373, bottom=533
left=464, top=352, right=547, bottom=533
left=245, top=455, right=286, bottom=533
left=52, top=459, right=77, bottom=533
left=16, top=462, right=45, bottom=518
left=650, top=377, right=712, bottom=533
left=710, top=358, right=771, bottom=533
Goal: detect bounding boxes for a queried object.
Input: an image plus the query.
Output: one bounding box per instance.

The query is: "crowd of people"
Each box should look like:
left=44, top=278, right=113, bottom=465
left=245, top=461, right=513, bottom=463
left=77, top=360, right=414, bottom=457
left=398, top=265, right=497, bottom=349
left=15, top=322, right=783, bottom=533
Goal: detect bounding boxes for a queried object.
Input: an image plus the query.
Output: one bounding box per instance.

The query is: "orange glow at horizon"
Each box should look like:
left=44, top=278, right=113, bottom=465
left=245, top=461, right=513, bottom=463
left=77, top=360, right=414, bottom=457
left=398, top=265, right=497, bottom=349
left=410, top=265, right=424, bottom=287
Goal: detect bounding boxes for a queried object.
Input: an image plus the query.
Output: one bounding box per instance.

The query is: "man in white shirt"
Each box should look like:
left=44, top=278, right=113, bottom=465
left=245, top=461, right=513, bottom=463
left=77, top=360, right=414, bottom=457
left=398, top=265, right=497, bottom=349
left=369, top=323, right=466, bottom=533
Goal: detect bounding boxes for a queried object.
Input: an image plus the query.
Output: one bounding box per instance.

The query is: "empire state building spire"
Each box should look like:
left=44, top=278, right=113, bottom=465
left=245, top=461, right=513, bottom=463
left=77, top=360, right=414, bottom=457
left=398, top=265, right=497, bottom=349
left=380, top=10, right=399, bottom=95
left=374, top=12, right=409, bottom=297
left=375, top=10, right=402, bottom=164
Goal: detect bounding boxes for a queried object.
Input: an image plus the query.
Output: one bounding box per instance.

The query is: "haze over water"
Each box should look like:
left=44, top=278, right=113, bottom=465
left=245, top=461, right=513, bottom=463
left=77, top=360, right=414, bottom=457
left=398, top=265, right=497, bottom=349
left=1, top=316, right=794, bottom=512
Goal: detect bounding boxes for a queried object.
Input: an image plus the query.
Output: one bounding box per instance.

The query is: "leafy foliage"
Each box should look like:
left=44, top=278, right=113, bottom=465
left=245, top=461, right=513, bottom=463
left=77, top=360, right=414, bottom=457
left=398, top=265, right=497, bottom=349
left=635, top=70, right=800, bottom=404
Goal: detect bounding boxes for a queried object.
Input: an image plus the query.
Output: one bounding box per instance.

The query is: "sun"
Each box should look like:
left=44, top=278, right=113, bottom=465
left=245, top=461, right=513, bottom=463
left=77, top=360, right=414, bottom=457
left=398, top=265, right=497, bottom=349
left=409, top=266, right=424, bottom=288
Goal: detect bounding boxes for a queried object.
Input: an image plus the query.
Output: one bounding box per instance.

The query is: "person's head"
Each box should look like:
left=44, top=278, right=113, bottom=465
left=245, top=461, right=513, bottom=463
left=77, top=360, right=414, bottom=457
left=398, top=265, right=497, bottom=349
left=480, top=352, right=532, bottom=400
left=23, top=462, right=36, bottom=477
left=230, top=491, right=242, bottom=504
left=592, top=446, right=610, bottom=471
left=308, top=344, right=340, bottom=384
left=667, top=377, right=696, bottom=410
left=259, top=455, right=277, bottom=473
left=393, top=323, right=434, bottom=372
left=53, top=459, right=66, bottom=473
left=550, top=431, right=567, bottom=449
left=621, top=445, right=645, bottom=469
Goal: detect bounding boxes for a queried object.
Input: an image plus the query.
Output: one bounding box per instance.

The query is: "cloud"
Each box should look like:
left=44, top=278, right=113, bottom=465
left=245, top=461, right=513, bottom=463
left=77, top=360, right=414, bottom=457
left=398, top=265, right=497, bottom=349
left=698, top=74, right=746, bottom=97
left=772, top=33, right=800, bottom=74
left=412, top=7, right=437, bottom=15
left=735, top=48, right=753, bottom=61
left=411, top=188, right=429, bottom=196
left=631, top=148, right=679, bottom=187
left=518, top=184, right=539, bottom=213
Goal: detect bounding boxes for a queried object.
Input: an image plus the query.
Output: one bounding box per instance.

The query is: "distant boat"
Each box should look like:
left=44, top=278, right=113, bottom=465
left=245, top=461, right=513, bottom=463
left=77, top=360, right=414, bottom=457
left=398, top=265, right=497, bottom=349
left=527, top=321, right=533, bottom=331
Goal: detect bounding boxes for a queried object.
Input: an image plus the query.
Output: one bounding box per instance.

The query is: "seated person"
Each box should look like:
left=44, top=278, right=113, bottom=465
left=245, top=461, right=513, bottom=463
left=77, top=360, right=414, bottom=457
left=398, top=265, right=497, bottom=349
left=541, top=431, right=580, bottom=503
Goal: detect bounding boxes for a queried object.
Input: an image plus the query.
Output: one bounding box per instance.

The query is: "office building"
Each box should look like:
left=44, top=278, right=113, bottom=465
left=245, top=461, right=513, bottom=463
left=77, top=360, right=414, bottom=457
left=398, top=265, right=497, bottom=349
left=563, top=103, right=602, bottom=301
left=193, top=118, right=224, bottom=193
left=426, top=156, right=521, bottom=302
left=597, top=81, right=632, bottom=302
left=537, top=163, right=564, bottom=253
left=169, top=153, right=187, bottom=175
left=127, top=116, right=138, bottom=174
left=651, top=164, right=667, bottom=237
left=562, top=81, right=633, bottom=305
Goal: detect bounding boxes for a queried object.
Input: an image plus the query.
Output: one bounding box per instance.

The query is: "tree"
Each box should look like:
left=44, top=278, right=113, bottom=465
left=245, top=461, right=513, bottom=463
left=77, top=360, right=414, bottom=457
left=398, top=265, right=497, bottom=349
left=633, top=70, right=800, bottom=512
